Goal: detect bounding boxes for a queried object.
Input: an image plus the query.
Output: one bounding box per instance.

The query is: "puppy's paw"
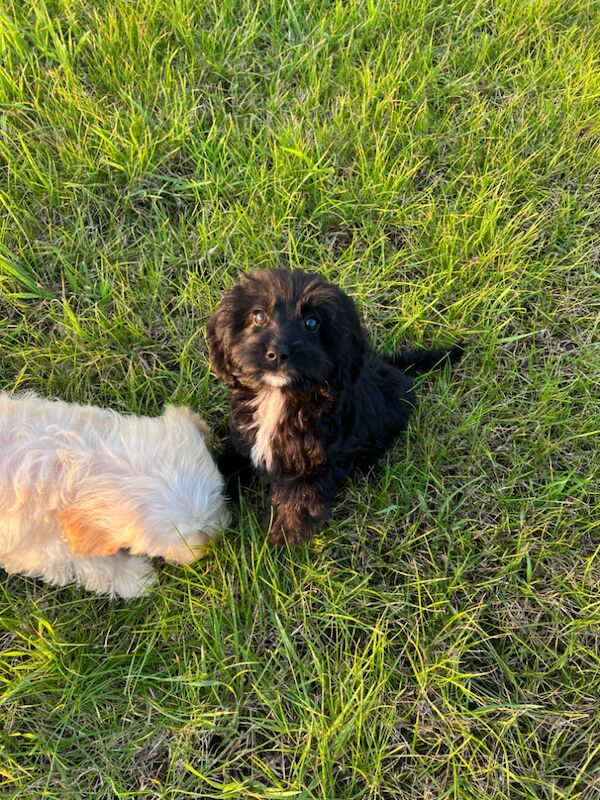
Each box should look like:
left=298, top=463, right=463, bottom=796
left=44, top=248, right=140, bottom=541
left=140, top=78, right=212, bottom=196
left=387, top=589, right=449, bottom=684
left=267, top=510, right=314, bottom=546
left=112, top=555, right=157, bottom=599
left=82, top=553, right=157, bottom=599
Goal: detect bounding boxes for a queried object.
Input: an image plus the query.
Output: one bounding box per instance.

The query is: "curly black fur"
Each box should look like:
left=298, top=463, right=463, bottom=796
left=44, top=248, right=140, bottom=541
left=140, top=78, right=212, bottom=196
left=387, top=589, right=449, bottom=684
left=208, top=268, right=462, bottom=544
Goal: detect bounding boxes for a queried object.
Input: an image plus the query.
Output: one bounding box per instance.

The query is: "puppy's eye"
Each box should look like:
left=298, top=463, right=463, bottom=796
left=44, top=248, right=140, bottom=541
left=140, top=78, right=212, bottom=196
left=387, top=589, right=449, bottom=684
left=253, top=310, right=268, bottom=325
left=304, top=315, right=320, bottom=332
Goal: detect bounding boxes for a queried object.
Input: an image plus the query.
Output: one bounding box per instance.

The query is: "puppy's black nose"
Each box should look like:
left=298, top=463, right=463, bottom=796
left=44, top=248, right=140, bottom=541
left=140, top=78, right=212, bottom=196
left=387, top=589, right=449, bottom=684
left=266, top=346, right=289, bottom=364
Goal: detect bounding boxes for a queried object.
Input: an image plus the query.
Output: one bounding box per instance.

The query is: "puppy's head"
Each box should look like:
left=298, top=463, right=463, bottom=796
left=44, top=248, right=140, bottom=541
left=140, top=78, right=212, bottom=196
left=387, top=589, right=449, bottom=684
left=59, top=406, right=229, bottom=561
left=208, top=269, right=368, bottom=392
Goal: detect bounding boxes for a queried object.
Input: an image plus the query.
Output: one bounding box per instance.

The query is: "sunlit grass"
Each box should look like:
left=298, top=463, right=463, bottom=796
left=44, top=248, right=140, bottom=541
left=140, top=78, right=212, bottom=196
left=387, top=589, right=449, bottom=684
left=1, top=0, right=599, bottom=797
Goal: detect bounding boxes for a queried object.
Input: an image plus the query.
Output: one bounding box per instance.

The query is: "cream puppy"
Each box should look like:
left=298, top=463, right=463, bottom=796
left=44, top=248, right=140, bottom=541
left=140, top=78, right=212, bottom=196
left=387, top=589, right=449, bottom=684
left=0, top=393, right=229, bottom=598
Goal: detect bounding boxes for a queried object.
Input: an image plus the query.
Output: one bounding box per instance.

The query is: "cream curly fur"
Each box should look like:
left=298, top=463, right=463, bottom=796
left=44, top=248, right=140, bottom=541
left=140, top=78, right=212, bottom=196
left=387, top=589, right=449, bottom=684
left=0, top=393, right=229, bottom=598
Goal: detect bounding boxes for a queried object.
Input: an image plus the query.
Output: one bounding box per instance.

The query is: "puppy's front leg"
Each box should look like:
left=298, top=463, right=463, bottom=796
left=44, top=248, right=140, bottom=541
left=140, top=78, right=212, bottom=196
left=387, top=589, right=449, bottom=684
left=268, top=476, right=333, bottom=545
left=217, top=436, right=255, bottom=502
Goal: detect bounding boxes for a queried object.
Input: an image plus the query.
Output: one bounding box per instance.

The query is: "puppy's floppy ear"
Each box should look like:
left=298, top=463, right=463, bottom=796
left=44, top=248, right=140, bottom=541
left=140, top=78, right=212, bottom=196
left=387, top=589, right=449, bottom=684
left=326, top=288, right=369, bottom=389
left=58, top=505, right=123, bottom=557
left=164, top=405, right=212, bottom=444
left=207, top=302, right=239, bottom=387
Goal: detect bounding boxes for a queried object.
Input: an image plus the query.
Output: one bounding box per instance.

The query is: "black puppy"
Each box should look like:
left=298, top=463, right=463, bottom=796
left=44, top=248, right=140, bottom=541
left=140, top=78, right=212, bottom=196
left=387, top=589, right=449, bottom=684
left=208, top=268, right=461, bottom=544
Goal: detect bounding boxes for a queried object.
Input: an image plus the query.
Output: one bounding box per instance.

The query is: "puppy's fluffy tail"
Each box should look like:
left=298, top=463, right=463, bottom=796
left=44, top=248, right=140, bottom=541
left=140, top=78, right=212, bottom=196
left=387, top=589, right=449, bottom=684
left=390, top=344, right=464, bottom=373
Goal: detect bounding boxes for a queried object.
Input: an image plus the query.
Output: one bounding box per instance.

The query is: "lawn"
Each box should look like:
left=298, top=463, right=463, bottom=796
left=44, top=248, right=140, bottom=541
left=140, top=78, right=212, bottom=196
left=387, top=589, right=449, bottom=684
left=0, top=0, right=599, bottom=797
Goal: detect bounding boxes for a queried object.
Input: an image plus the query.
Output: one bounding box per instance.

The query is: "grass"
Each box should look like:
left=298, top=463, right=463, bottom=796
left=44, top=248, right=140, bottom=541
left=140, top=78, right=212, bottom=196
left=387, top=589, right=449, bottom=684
left=0, top=0, right=599, bottom=796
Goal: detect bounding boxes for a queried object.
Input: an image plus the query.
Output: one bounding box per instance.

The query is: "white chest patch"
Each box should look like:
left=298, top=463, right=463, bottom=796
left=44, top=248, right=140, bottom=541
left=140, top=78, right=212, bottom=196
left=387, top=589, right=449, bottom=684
left=249, top=388, right=286, bottom=472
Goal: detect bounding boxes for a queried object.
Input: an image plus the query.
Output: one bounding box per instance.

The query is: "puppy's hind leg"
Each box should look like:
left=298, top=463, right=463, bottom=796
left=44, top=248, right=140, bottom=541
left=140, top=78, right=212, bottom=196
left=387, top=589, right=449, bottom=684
left=72, top=552, right=157, bottom=599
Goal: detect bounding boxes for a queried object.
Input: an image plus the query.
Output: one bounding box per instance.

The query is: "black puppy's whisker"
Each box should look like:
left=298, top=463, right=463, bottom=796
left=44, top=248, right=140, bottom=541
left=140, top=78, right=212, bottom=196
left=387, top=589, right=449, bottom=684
left=208, top=268, right=462, bottom=545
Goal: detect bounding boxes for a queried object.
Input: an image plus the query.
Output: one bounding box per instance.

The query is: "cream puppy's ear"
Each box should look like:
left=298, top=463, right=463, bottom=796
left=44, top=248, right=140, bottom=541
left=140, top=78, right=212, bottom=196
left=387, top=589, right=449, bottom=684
left=58, top=505, right=124, bottom=557
left=163, top=405, right=212, bottom=444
